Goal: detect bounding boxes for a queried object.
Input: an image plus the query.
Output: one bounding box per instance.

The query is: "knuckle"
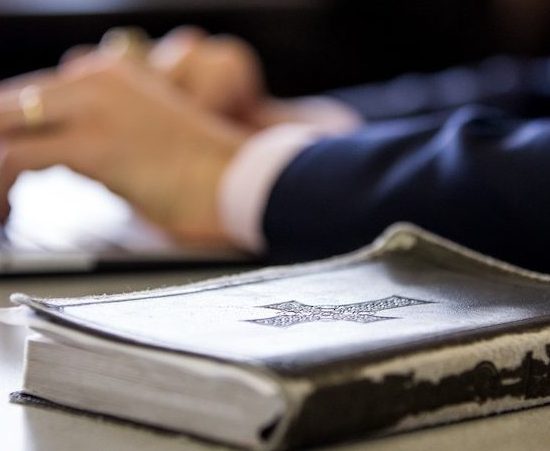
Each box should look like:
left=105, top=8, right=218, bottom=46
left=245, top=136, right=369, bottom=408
left=87, top=59, right=127, bottom=87
left=213, top=35, right=251, bottom=57
left=92, top=66, right=118, bottom=86
left=78, top=63, right=128, bottom=107
left=60, top=44, right=89, bottom=65
left=102, top=59, right=124, bottom=75
left=168, top=25, right=206, bottom=43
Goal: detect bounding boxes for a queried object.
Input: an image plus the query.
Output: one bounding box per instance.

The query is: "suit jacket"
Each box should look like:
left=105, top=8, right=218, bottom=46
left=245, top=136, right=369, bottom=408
left=263, top=57, right=550, bottom=271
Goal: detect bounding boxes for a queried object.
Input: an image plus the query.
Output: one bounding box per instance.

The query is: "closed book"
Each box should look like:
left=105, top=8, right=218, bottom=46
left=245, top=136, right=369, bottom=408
left=3, top=223, right=550, bottom=450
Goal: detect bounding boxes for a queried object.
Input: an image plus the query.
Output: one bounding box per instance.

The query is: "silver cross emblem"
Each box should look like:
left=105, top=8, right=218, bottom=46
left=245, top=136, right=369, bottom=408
left=245, top=296, right=430, bottom=328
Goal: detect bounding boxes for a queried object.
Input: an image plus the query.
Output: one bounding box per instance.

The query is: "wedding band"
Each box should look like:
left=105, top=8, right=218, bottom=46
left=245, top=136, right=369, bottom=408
left=19, top=85, right=45, bottom=128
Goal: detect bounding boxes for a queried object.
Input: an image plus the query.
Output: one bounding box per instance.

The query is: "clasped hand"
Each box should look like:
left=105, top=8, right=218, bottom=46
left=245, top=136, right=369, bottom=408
left=0, top=28, right=269, bottom=248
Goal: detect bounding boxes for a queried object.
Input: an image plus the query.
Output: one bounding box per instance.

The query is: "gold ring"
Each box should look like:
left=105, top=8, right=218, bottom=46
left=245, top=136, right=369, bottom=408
left=99, top=27, right=150, bottom=61
left=19, top=85, right=45, bottom=128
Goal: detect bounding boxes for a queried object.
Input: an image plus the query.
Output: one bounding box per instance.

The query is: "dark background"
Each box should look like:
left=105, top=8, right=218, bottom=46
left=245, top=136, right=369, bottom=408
left=1, top=0, right=550, bottom=96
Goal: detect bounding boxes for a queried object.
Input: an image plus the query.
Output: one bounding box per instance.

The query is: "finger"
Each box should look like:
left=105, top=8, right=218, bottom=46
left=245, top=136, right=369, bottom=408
left=99, top=27, right=150, bottom=62
left=0, top=69, right=57, bottom=93
left=60, top=44, right=95, bottom=65
left=0, top=131, right=79, bottom=221
left=148, top=26, right=206, bottom=80
left=195, top=37, right=263, bottom=116
left=0, top=78, right=82, bottom=134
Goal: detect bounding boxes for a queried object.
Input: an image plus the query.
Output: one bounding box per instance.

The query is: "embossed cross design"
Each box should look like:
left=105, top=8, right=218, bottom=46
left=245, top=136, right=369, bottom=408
left=245, top=296, right=430, bottom=328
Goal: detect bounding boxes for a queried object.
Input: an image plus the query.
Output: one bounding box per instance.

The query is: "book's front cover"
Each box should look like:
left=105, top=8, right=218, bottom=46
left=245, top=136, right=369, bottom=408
left=13, top=223, right=550, bottom=373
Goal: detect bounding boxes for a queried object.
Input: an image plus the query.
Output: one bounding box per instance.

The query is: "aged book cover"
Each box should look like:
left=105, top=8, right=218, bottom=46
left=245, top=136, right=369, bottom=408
left=2, top=223, right=550, bottom=450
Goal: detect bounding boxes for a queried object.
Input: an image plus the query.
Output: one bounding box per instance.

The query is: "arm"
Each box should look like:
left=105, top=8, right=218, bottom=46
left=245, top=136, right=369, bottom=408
left=328, top=56, right=550, bottom=120
left=3, top=30, right=548, bottom=268
left=262, top=105, right=550, bottom=271
left=149, top=33, right=550, bottom=265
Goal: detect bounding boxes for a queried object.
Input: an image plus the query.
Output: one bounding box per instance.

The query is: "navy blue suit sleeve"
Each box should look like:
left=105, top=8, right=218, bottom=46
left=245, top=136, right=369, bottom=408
left=263, top=105, right=550, bottom=270
left=329, top=57, right=550, bottom=120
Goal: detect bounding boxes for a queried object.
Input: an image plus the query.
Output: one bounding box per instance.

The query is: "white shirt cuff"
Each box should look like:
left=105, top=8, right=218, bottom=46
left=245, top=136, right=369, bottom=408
left=218, top=97, right=363, bottom=254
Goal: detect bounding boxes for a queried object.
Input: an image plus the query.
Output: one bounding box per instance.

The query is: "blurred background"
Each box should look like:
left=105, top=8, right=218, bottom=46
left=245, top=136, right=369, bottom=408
left=1, top=0, right=550, bottom=97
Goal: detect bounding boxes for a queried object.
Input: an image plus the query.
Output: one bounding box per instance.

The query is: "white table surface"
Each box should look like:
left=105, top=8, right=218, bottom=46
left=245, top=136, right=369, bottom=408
left=2, top=269, right=550, bottom=451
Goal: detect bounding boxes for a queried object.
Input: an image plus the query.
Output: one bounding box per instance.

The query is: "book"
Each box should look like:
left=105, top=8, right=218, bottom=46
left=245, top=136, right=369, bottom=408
left=2, top=222, right=550, bottom=450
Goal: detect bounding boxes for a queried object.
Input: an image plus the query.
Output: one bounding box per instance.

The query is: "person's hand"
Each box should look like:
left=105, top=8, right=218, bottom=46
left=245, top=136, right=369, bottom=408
left=0, top=54, right=252, bottom=247
left=148, top=28, right=358, bottom=131
left=60, top=27, right=340, bottom=131
left=59, top=26, right=269, bottom=128
left=148, top=27, right=267, bottom=126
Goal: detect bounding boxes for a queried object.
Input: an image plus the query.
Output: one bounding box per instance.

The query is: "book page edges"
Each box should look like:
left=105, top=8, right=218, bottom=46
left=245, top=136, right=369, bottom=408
left=17, top=312, right=307, bottom=450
